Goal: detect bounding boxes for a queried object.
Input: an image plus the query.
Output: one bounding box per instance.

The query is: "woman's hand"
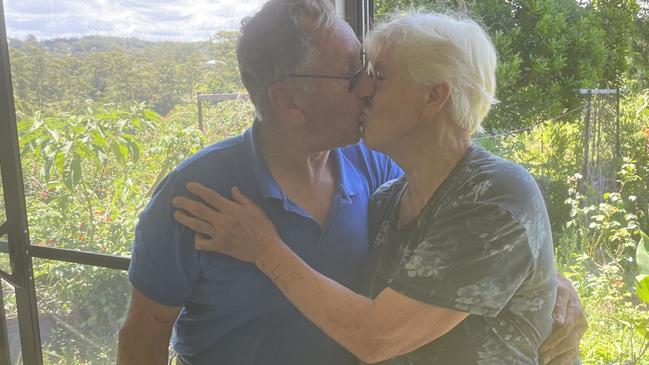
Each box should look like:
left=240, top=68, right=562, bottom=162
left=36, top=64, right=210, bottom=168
left=171, top=182, right=282, bottom=264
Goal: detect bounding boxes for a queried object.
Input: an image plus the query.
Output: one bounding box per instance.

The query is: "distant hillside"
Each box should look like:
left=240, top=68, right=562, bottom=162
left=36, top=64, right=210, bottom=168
left=8, top=35, right=216, bottom=56
left=7, top=32, right=243, bottom=115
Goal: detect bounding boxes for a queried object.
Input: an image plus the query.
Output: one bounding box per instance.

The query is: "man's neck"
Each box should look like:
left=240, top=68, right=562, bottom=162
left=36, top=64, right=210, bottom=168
left=255, top=120, right=337, bottom=226
left=256, top=121, right=332, bottom=186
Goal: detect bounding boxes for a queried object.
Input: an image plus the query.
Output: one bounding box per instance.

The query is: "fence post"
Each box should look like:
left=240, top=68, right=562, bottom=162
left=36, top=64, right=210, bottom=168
left=615, top=87, right=621, bottom=161
left=197, top=92, right=204, bottom=134
left=580, top=90, right=592, bottom=193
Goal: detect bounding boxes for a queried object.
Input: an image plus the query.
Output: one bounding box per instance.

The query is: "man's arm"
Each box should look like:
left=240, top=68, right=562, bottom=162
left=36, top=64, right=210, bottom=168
left=117, top=287, right=181, bottom=365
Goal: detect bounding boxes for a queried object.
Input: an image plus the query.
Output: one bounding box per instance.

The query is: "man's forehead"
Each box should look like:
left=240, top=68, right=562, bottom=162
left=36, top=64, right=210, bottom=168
left=316, top=24, right=361, bottom=64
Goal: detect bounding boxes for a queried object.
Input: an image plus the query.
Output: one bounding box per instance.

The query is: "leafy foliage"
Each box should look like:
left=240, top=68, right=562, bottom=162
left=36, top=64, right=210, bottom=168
left=564, top=255, right=649, bottom=363
left=563, top=161, right=642, bottom=266
left=7, top=95, right=256, bottom=363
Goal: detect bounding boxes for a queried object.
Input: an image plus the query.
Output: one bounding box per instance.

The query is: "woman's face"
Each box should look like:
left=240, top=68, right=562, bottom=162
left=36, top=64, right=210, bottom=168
left=360, top=49, right=430, bottom=153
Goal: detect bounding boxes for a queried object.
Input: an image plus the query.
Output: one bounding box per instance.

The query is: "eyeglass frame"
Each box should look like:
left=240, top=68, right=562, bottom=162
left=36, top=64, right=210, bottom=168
left=274, top=51, right=368, bottom=93
left=278, top=66, right=363, bottom=93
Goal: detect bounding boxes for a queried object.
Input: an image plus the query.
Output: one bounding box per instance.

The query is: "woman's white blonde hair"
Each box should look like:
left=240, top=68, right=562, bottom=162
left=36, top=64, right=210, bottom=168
left=365, top=10, right=498, bottom=134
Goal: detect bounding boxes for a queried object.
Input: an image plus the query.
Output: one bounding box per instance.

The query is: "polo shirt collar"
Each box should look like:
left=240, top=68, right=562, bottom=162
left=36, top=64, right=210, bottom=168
left=331, top=147, right=361, bottom=202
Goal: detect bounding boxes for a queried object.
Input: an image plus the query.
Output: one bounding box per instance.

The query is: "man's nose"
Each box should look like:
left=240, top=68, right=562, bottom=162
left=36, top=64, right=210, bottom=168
left=354, top=71, right=375, bottom=101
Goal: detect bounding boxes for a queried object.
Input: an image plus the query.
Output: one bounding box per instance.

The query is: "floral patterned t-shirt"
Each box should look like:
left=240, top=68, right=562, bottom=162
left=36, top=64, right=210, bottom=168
left=365, top=145, right=557, bottom=365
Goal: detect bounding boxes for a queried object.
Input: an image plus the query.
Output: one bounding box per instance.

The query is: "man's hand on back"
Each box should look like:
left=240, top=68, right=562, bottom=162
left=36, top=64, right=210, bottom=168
left=539, top=272, right=588, bottom=365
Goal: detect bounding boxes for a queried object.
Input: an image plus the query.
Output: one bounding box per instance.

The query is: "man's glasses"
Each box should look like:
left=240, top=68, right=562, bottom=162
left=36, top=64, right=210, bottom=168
left=277, top=50, right=367, bottom=93
left=281, top=66, right=364, bottom=93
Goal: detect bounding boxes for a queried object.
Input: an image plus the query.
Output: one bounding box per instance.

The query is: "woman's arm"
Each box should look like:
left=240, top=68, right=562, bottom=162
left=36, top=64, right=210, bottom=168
left=171, top=182, right=467, bottom=363
left=256, top=239, right=467, bottom=363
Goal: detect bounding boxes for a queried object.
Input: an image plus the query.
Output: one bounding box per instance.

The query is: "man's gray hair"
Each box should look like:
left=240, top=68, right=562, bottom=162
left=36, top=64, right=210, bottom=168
left=237, top=0, right=337, bottom=120
left=366, top=11, right=498, bottom=134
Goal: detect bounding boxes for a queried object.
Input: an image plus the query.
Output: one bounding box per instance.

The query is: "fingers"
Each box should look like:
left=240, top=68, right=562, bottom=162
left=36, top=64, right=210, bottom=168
left=568, top=295, right=587, bottom=325
left=539, top=331, right=577, bottom=365
left=540, top=290, right=588, bottom=356
left=171, top=196, right=236, bottom=242
left=568, top=293, right=588, bottom=336
left=540, top=323, right=573, bottom=353
left=186, top=181, right=238, bottom=212
left=194, top=232, right=221, bottom=251
left=172, top=196, right=222, bottom=224
left=231, top=186, right=256, bottom=208
left=173, top=210, right=214, bottom=236
left=539, top=309, right=586, bottom=365
left=572, top=310, right=588, bottom=343
left=553, top=289, right=569, bottom=325
left=541, top=349, right=579, bottom=365
left=553, top=272, right=573, bottom=325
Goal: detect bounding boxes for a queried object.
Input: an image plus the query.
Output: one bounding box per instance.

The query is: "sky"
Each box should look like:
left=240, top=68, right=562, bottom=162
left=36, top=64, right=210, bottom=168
left=3, top=0, right=268, bottom=42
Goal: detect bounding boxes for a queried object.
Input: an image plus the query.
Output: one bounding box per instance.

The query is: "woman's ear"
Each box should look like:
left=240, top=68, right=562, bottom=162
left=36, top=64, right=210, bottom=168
left=267, top=83, right=306, bottom=126
left=425, top=81, right=451, bottom=117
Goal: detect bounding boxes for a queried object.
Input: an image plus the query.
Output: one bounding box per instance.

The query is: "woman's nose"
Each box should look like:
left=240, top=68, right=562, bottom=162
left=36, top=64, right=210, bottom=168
left=354, top=71, right=375, bottom=100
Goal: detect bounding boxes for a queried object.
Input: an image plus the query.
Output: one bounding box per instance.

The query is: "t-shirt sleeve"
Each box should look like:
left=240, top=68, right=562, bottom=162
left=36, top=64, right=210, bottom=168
left=387, top=202, right=534, bottom=317
left=128, top=173, right=201, bottom=307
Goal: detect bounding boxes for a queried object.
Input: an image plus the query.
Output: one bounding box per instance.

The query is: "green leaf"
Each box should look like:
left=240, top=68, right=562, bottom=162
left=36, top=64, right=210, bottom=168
left=53, top=151, right=65, bottom=176
left=63, top=157, right=82, bottom=191
left=637, top=231, right=649, bottom=275
left=17, top=119, right=33, bottom=133
left=637, top=275, right=649, bottom=304
left=41, top=158, right=54, bottom=181
left=638, top=274, right=648, bottom=283
left=637, top=319, right=649, bottom=340
left=111, top=141, right=127, bottom=165
left=143, top=109, right=161, bottom=122
left=96, top=111, right=121, bottom=121
left=71, top=157, right=82, bottom=187
left=122, top=135, right=140, bottom=162
left=90, top=130, right=109, bottom=150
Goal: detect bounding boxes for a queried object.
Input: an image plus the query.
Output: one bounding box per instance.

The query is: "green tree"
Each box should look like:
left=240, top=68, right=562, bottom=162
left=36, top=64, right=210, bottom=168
left=376, top=0, right=640, bottom=129
left=629, top=0, right=649, bottom=90
left=206, top=31, right=245, bottom=93
left=592, top=0, right=641, bottom=87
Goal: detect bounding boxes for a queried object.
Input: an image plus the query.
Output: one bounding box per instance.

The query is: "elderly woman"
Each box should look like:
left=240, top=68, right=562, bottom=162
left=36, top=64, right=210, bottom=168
left=173, top=11, right=563, bottom=364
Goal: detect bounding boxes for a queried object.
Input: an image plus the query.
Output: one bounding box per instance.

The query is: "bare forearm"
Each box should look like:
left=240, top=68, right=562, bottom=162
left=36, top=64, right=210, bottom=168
left=117, top=326, right=171, bottom=365
left=257, top=241, right=379, bottom=356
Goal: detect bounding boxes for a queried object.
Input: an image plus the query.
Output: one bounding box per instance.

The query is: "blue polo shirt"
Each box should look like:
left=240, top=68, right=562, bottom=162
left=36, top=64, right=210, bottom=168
left=128, top=122, right=402, bottom=365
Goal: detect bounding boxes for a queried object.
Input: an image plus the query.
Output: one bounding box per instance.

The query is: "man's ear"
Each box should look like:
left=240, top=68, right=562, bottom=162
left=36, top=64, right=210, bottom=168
left=424, top=82, right=451, bottom=117
left=267, top=83, right=306, bottom=125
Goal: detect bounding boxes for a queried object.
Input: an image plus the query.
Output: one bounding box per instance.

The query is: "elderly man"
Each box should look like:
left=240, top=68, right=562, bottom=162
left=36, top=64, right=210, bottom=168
left=117, top=0, right=586, bottom=364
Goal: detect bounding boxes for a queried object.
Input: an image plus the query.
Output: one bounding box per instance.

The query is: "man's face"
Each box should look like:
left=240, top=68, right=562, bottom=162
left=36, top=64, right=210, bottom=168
left=297, top=21, right=373, bottom=151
